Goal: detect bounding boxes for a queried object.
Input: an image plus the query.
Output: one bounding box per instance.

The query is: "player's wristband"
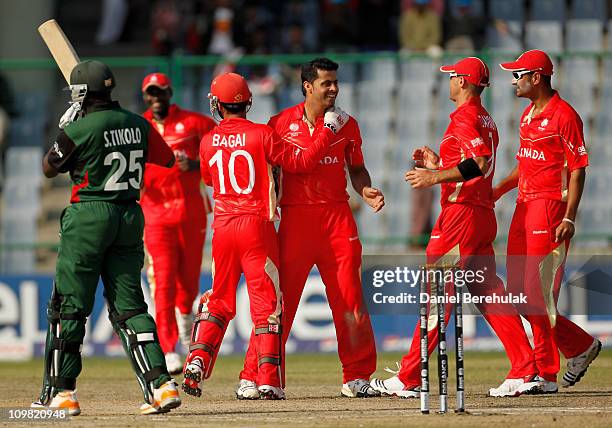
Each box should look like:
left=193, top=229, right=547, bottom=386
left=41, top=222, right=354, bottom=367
left=562, top=218, right=575, bottom=226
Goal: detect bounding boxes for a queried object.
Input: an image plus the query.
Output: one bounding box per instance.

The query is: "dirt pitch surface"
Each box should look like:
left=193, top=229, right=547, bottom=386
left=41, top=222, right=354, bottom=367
left=2, top=351, right=611, bottom=427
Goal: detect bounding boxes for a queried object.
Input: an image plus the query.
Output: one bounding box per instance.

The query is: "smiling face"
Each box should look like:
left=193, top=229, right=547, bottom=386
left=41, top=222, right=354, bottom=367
left=304, top=69, right=339, bottom=110
left=143, top=86, right=172, bottom=119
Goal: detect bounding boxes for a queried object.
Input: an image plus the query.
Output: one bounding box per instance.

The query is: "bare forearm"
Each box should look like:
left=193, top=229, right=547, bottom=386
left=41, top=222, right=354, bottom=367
left=564, top=168, right=586, bottom=221
left=494, top=166, right=519, bottom=197
left=349, top=166, right=372, bottom=195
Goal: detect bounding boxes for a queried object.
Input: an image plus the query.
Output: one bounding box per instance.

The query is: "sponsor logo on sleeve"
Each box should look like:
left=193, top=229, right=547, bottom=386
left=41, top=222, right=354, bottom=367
left=52, top=142, right=63, bottom=158
left=470, top=137, right=484, bottom=148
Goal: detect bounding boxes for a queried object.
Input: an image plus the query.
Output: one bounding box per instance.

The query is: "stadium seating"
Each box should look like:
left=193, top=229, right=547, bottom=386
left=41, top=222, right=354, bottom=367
left=490, top=0, right=524, bottom=21
left=530, top=0, right=566, bottom=22
left=566, top=19, right=604, bottom=51
left=525, top=21, right=563, bottom=52
left=486, top=21, right=523, bottom=52
left=571, top=0, right=608, bottom=21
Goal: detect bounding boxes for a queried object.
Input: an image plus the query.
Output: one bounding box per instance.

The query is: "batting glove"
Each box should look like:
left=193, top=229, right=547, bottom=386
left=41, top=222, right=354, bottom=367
left=324, top=107, right=349, bottom=134
left=58, top=102, right=82, bottom=129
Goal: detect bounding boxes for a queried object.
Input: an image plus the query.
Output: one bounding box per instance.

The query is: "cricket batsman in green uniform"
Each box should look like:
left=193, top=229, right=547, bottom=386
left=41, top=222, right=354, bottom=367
left=31, top=60, right=180, bottom=416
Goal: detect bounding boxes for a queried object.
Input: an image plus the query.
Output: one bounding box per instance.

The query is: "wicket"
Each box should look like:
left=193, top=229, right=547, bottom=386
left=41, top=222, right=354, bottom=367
left=420, top=264, right=465, bottom=414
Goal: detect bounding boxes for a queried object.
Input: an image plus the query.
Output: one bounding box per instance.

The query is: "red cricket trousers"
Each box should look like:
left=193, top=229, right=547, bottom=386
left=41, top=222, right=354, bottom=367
left=398, top=204, right=537, bottom=387
left=145, top=216, right=206, bottom=353
left=241, top=202, right=377, bottom=385
left=193, top=215, right=283, bottom=386
left=506, top=199, right=593, bottom=381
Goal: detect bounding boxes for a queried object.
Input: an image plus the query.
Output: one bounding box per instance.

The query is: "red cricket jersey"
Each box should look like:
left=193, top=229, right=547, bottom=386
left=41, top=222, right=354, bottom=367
left=141, top=104, right=216, bottom=224
left=438, top=96, right=497, bottom=209
left=200, top=117, right=334, bottom=227
left=516, top=92, right=589, bottom=203
left=268, top=103, right=364, bottom=206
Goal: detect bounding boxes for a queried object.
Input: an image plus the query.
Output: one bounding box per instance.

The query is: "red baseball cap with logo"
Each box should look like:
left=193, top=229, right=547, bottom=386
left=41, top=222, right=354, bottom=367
left=142, top=72, right=172, bottom=92
left=499, top=50, right=554, bottom=76
left=210, top=72, right=252, bottom=104
left=439, top=57, right=490, bottom=87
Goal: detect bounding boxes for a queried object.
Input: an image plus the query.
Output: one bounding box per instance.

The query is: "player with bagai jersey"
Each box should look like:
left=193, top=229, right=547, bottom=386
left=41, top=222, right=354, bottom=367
left=181, top=72, right=349, bottom=400
left=371, top=57, right=541, bottom=398
left=140, top=72, right=216, bottom=375
left=495, top=50, right=600, bottom=393
left=240, top=57, right=385, bottom=399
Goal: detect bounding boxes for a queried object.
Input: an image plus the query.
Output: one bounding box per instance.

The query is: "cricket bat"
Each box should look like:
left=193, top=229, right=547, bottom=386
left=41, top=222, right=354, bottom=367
left=37, top=19, right=80, bottom=83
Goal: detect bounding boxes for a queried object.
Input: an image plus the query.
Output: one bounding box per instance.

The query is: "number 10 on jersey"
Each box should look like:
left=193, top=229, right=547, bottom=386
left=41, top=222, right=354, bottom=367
left=209, top=149, right=255, bottom=195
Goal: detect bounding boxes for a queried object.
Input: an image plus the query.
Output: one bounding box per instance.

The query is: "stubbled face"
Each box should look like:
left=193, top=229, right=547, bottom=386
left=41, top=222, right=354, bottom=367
left=306, top=69, right=339, bottom=109
left=512, top=72, right=536, bottom=98
left=143, top=86, right=172, bottom=118
left=449, top=76, right=462, bottom=102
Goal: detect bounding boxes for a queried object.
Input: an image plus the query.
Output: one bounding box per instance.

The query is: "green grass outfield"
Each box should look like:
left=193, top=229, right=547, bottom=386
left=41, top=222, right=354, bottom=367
left=2, top=350, right=611, bottom=427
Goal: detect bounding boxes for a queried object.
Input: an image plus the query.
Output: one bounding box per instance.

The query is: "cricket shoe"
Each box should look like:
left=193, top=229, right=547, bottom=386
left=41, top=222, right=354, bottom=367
left=561, top=338, right=602, bottom=388
left=165, top=352, right=183, bottom=375
left=140, top=380, right=181, bottom=415
left=182, top=357, right=204, bottom=397
left=31, top=390, right=81, bottom=416
left=522, top=376, right=558, bottom=395
left=258, top=385, right=286, bottom=400
left=236, top=379, right=260, bottom=400
left=341, top=379, right=381, bottom=398
left=370, top=362, right=419, bottom=398
left=370, top=376, right=419, bottom=398
left=488, top=374, right=540, bottom=397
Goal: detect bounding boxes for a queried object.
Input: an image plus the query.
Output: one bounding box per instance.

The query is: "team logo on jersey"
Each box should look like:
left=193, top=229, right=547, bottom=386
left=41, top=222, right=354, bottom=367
left=175, top=122, right=185, bottom=133
left=470, top=137, right=484, bottom=148
left=538, top=118, right=549, bottom=131
left=289, top=123, right=299, bottom=132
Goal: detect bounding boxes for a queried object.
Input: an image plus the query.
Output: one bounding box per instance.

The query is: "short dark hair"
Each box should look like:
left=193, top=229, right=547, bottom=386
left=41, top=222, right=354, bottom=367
left=220, top=102, right=249, bottom=114
left=301, top=57, right=339, bottom=96
left=541, top=74, right=552, bottom=87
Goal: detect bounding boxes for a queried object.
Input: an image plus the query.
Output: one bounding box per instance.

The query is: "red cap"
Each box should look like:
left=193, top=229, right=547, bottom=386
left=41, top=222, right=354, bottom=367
left=142, top=73, right=172, bottom=92
left=210, top=72, right=252, bottom=104
left=439, top=57, right=490, bottom=87
left=499, top=50, right=554, bottom=76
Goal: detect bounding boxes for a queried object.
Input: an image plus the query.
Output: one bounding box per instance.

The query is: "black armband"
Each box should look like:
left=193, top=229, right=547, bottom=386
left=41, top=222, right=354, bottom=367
left=457, top=158, right=483, bottom=181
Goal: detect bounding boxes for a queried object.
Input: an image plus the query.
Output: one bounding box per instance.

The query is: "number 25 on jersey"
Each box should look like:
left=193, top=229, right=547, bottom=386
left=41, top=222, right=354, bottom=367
left=104, top=150, right=143, bottom=191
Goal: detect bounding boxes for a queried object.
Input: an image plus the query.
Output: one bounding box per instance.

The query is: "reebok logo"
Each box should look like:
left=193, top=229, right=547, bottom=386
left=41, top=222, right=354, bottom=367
left=53, top=141, right=63, bottom=158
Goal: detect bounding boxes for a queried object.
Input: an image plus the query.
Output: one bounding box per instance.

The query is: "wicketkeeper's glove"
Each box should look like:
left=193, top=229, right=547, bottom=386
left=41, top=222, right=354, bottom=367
left=58, top=102, right=82, bottom=129
left=324, top=106, right=349, bottom=134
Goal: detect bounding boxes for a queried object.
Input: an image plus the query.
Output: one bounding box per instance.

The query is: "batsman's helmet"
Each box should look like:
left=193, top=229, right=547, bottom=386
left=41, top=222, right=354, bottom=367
left=208, top=72, right=252, bottom=119
left=70, top=60, right=116, bottom=93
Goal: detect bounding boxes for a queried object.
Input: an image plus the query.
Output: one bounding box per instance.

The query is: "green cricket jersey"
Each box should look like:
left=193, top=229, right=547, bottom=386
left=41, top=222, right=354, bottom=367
left=46, top=101, right=173, bottom=203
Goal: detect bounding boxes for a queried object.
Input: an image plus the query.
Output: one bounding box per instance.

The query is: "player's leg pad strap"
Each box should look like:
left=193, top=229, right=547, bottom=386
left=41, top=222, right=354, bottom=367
left=50, top=337, right=83, bottom=354
left=188, top=311, right=229, bottom=379
left=255, top=324, right=281, bottom=367
left=194, top=312, right=226, bottom=329
left=110, top=309, right=169, bottom=404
